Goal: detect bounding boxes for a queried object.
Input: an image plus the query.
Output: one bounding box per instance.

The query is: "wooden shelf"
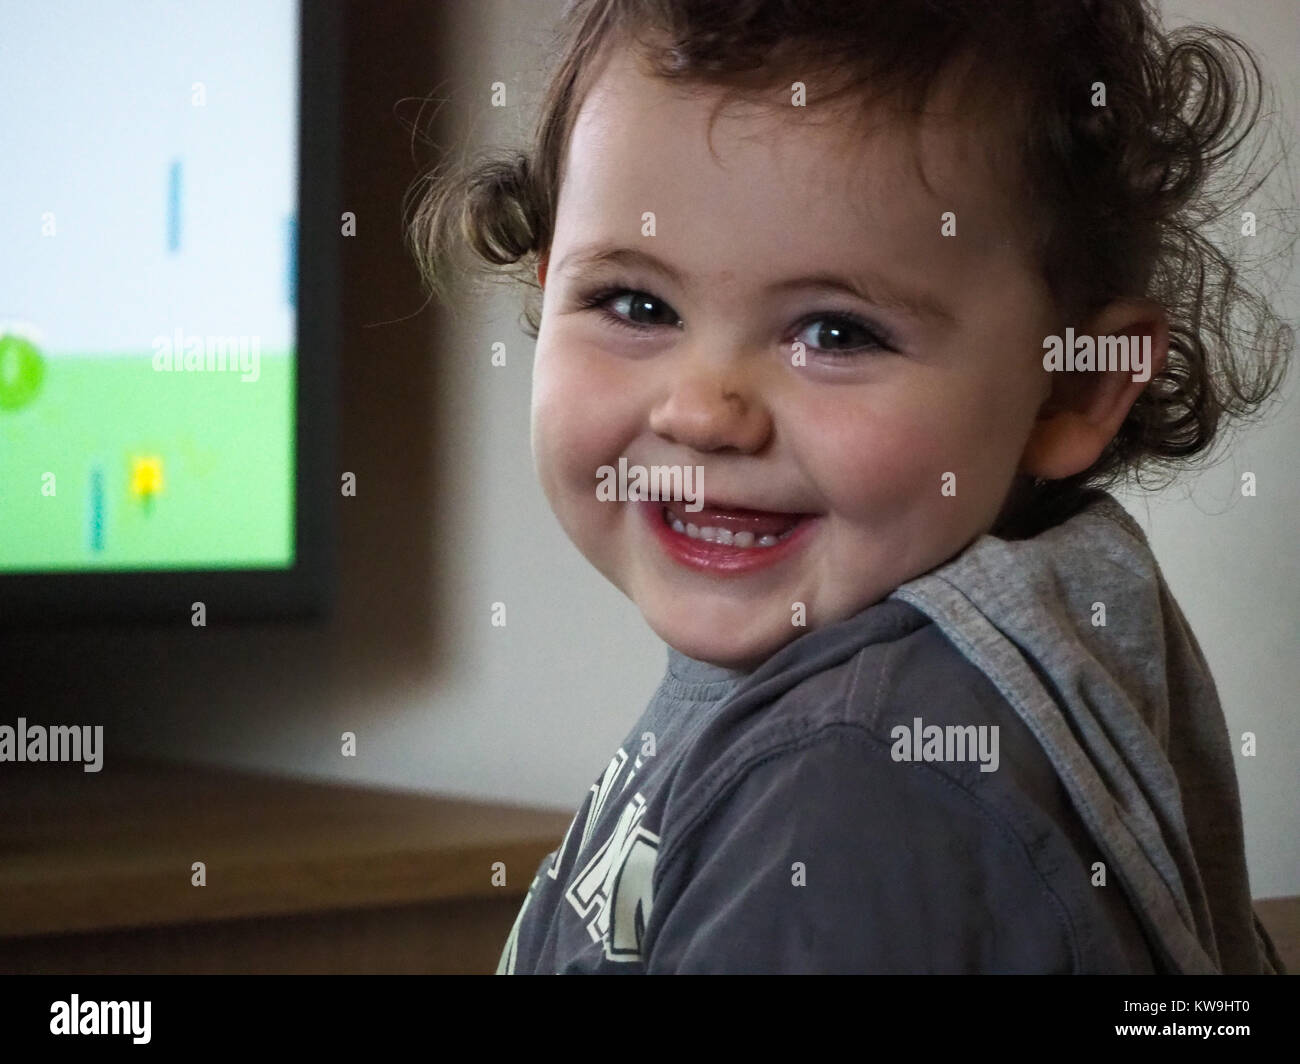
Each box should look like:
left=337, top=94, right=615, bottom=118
left=0, top=757, right=571, bottom=972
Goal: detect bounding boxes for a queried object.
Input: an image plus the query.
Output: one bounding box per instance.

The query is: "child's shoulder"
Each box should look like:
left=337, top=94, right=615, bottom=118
left=646, top=599, right=1001, bottom=836
left=664, top=598, right=1074, bottom=831
left=645, top=601, right=1151, bottom=972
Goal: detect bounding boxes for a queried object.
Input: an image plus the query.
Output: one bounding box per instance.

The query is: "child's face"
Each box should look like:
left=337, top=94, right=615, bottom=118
left=531, top=46, right=1058, bottom=669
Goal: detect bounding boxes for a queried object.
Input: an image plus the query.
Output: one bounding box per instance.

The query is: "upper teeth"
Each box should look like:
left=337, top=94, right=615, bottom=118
left=665, top=509, right=788, bottom=549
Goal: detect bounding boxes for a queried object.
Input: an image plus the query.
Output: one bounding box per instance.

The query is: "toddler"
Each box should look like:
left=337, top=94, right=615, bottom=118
left=409, top=0, right=1292, bottom=973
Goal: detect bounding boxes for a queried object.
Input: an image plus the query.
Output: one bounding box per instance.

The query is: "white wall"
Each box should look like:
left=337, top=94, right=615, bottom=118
left=1116, top=0, right=1300, bottom=903
left=115, top=0, right=1298, bottom=897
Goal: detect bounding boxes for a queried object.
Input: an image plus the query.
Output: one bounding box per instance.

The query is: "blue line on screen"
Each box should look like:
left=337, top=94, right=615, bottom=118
left=287, top=213, right=298, bottom=308
left=88, top=464, right=105, bottom=553
left=167, top=160, right=183, bottom=253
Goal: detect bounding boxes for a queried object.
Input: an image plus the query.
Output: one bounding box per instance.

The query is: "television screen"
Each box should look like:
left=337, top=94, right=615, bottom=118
left=0, top=0, right=336, bottom=622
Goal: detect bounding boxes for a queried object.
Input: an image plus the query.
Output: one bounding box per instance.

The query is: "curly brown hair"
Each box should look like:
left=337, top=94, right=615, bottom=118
left=406, top=0, right=1294, bottom=535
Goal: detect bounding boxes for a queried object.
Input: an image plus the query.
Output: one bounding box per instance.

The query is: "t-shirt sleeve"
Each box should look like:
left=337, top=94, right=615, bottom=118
left=642, top=727, right=1079, bottom=974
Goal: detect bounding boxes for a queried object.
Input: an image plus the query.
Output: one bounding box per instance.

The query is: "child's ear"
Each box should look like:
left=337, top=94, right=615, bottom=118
left=1019, top=299, right=1169, bottom=481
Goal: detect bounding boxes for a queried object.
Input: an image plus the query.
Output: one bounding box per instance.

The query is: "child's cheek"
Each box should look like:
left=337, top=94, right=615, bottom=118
left=531, top=339, right=635, bottom=521
left=809, top=398, right=954, bottom=511
left=810, top=392, right=1001, bottom=541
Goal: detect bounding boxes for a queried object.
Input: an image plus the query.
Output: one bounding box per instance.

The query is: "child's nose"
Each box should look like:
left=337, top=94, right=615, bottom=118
left=648, top=372, right=772, bottom=454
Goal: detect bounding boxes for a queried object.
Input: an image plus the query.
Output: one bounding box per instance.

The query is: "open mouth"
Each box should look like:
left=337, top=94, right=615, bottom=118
left=660, top=503, right=805, bottom=549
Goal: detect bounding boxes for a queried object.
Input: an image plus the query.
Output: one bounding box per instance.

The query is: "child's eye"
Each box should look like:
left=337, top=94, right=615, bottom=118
left=577, top=287, right=682, bottom=333
left=791, top=314, right=893, bottom=356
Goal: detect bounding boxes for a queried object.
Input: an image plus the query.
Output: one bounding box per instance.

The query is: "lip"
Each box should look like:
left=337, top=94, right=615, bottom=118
left=640, top=501, right=818, bottom=574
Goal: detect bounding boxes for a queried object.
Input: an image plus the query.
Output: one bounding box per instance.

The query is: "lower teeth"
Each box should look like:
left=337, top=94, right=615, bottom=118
left=663, top=508, right=796, bottom=549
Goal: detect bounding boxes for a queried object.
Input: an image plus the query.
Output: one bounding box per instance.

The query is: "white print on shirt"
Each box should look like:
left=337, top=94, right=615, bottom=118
left=581, top=748, right=628, bottom=856
left=566, top=789, right=659, bottom=961
left=550, top=744, right=648, bottom=878
left=498, top=745, right=658, bottom=970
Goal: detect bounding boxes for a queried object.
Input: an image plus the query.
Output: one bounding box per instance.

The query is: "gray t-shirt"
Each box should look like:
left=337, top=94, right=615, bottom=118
left=498, top=493, right=1279, bottom=974
left=499, top=600, right=1151, bottom=973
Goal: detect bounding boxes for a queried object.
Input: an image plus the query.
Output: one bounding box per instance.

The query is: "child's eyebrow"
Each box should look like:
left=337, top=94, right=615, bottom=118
left=555, top=242, right=956, bottom=326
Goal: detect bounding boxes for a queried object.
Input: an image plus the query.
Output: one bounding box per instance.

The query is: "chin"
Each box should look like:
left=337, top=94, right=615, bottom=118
left=646, top=610, right=793, bottom=671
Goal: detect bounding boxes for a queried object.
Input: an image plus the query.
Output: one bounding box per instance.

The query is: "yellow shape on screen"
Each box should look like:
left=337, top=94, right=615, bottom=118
left=129, top=455, right=165, bottom=500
